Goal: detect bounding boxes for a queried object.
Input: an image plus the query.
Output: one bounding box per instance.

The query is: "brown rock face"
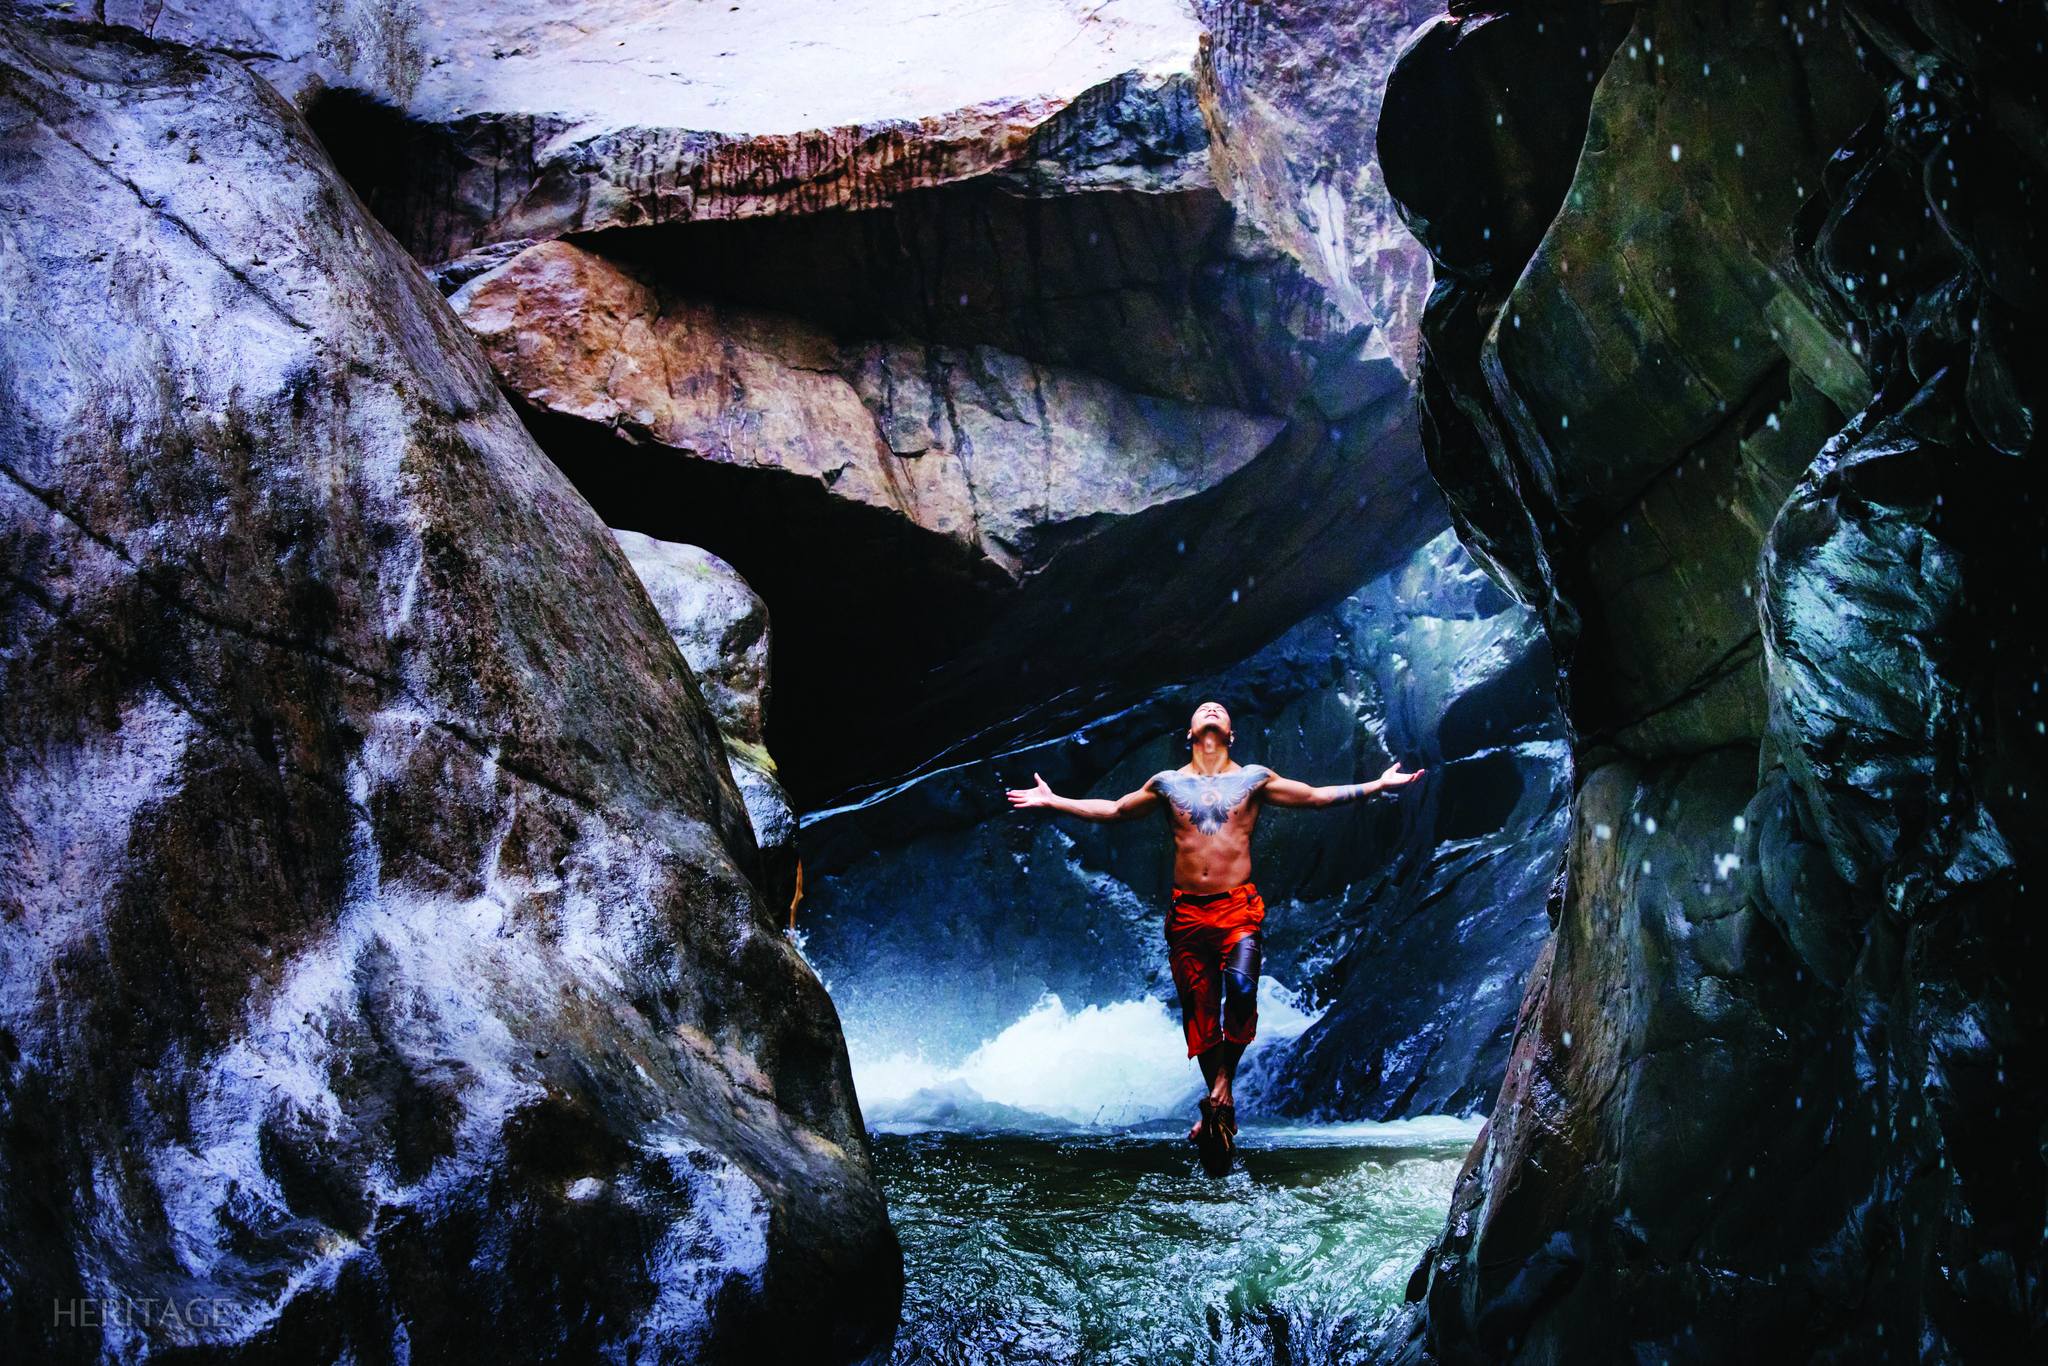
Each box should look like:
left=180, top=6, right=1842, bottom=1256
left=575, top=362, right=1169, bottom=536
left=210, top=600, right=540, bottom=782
left=458, top=240, right=1287, bottom=580
left=1380, top=1, right=2046, bottom=1360
left=0, top=19, right=895, bottom=1363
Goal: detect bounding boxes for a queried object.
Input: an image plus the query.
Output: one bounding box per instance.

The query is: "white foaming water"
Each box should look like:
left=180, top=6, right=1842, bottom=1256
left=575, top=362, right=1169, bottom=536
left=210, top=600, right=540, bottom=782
left=1246, top=1114, right=1486, bottom=1147
left=853, top=978, right=1319, bottom=1130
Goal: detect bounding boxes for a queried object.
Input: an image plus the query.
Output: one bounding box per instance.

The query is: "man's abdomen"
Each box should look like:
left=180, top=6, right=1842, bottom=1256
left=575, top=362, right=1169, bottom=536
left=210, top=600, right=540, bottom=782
left=1169, top=831, right=1254, bottom=896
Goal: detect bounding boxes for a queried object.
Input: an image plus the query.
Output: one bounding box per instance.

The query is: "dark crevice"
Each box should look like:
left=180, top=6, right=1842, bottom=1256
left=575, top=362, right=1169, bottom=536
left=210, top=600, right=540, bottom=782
left=1590, top=633, right=1765, bottom=758
left=512, top=399, right=1011, bottom=805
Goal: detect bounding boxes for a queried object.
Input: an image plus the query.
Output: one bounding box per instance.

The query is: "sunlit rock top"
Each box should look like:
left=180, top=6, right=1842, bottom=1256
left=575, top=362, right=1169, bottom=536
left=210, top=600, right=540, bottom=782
left=79, top=0, right=1196, bottom=129
left=53, top=0, right=1210, bottom=255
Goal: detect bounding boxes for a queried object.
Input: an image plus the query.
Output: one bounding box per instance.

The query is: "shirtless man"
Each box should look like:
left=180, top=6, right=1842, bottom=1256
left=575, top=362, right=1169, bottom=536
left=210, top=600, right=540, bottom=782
left=1006, top=700, right=1422, bottom=1174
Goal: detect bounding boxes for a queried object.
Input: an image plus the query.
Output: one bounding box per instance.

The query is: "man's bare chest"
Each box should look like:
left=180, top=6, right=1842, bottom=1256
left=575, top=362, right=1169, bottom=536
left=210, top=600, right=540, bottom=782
left=1153, top=768, right=1267, bottom=835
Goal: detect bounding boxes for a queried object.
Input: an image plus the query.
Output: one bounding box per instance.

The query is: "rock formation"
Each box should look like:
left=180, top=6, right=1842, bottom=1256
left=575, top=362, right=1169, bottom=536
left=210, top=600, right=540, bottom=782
left=27, top=0, right=1211, bottom=261
left=0, top=18, right=895, bottom=1362
left=800, top=531, right=1566, bottom=1122
left=463, top=242, right=1289, bottom=583
left=1194, top=0, right=1441, bottom=360
left=614, top=530, right=800, bottom=910
left=1379, top=1, right=2045, bottom=1359
left=443, top=191, right=1426, bottom=804
left=46, top=0, right=1442, bottom=807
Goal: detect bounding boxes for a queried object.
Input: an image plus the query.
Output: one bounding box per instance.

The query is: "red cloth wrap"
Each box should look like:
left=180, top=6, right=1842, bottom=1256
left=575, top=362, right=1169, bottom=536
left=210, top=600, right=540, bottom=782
left=1165, top=882, right=1265, bottom=1058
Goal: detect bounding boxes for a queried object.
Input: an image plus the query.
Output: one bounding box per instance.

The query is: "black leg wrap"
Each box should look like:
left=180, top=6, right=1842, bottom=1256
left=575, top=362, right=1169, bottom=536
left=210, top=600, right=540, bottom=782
left=1222, top=934, right=1261, bottom=1036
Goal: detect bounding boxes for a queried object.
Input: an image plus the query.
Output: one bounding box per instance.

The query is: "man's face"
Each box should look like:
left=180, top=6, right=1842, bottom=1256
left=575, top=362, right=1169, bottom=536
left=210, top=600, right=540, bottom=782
left=1188, top=701, right=1232, bottom=745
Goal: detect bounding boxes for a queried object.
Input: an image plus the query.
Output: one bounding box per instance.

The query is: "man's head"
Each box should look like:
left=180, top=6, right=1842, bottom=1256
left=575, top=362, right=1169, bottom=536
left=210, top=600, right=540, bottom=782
left=1187, top=700, right=1234, bottom=748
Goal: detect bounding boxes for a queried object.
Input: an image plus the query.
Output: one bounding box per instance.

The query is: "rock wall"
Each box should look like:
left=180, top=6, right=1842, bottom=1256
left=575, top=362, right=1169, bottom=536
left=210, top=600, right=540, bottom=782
left=0, top=19, right=895, bottom=1362
left=800, top=531, right=1566, bottom=1123
left=1379, top=1, right=2045, bottom=1360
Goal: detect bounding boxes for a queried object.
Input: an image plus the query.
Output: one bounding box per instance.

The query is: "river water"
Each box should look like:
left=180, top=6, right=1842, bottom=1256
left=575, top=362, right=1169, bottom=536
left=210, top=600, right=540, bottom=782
left=872, top=1119, right=1476, bottom=1365
left=835, top=972, right=1478, bottom=1365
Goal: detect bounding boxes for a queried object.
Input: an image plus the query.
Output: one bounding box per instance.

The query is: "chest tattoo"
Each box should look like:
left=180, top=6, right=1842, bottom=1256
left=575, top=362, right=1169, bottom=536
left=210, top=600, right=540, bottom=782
left=1150, top=766, right=1270, bottom=834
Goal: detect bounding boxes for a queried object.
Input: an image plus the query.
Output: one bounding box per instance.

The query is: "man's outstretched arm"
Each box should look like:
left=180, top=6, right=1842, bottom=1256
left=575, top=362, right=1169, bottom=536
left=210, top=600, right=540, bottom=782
left=1260, top=762, right=1424, bottom=808
left=1006, top=772, right=1161, bottom=822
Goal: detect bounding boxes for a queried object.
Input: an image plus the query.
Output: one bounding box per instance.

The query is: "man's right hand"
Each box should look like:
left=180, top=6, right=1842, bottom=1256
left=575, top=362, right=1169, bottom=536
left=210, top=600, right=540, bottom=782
left=1006, top=773, right=1054, bottom=809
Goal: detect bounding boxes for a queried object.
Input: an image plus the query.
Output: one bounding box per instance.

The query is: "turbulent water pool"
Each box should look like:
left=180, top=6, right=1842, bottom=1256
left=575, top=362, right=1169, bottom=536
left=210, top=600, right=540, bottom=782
left=871, top=1118, right=1478, bottom=1365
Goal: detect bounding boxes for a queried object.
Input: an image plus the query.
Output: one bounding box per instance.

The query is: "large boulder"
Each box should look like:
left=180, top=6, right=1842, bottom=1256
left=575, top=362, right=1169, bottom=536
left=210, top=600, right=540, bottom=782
left=613, top=530, right=800, bottom=911
left=1380, top=1, right=2046, bottom=1360
left=0, top=19, right=895, bottom=1363
left=462, top=242, right=1288, bottom=583
left=451, top=222, right=1428, bottom=803
left=23, top=0, right=1210, bottom=262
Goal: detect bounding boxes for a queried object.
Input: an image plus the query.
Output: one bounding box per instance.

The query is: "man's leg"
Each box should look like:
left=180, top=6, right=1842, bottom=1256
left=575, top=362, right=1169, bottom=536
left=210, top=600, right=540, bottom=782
left=1169, top=923, right=1225, bottom=1140
left=1209, top=934, right=1261, bottom=1116
left=1199, top=1040, right=1247, bottom=1108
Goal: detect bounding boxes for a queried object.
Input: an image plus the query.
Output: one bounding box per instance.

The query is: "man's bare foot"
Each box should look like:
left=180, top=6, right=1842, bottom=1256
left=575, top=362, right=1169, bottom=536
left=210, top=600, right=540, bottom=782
left=1192, top=1082, right=1233, bottom=1141
left=1206, top=1083, right=1240, bottom=1151
left=1193, top=1097, right=1233, bottom=1176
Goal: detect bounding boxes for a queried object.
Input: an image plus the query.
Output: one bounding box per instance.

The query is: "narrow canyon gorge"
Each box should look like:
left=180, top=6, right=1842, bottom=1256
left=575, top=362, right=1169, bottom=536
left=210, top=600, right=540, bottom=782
left=0, top=1, right=2039, bottom=1362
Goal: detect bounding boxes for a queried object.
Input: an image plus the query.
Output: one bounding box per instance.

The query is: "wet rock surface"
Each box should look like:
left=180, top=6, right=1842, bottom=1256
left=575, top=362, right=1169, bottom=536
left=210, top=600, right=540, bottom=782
left=0, top=19, right=895, bottom=1363
left=1257, top=540, right=1566, bottom=1120
left=613, top=530, right=800, bottom=911
left=800, top=532, right=1566, bottom=1122
left=1380, top=1, right=2046, bottom=1359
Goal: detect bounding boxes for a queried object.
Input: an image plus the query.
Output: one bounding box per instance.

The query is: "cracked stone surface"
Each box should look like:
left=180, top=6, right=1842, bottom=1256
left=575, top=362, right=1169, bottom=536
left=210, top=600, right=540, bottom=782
left=0, top=18, right=896, bottom=1362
